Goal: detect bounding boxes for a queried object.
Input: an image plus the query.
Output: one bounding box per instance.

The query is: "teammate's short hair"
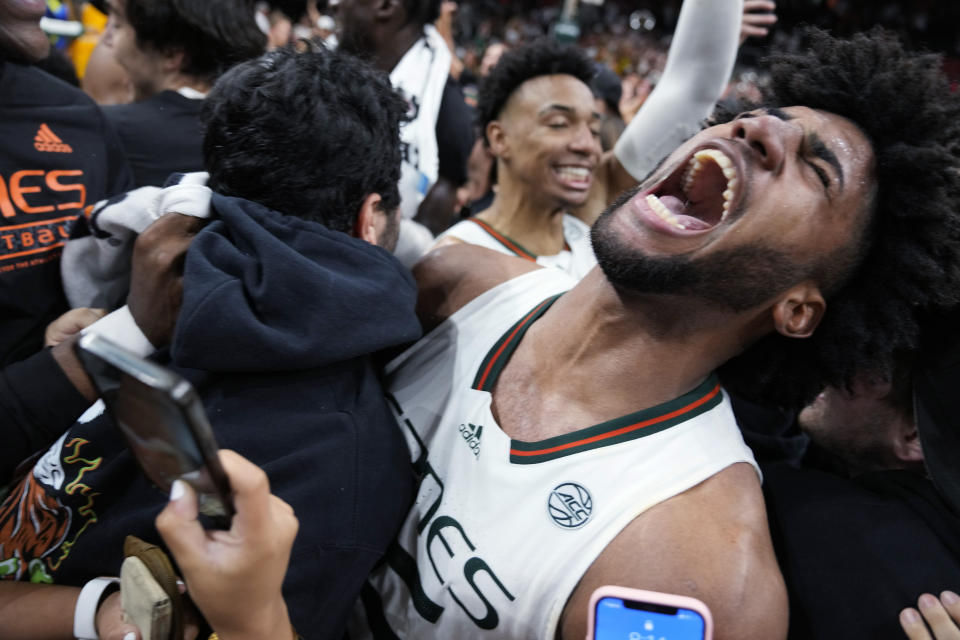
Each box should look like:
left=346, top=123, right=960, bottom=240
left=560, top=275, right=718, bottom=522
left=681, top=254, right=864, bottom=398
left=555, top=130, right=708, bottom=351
left=201, top=44, right=407, bottom=233
left=123, top=0, right=265, bottom=83
left=477, top=39, right=595, bottom=145
left=717, top=27, right=960, bottom=409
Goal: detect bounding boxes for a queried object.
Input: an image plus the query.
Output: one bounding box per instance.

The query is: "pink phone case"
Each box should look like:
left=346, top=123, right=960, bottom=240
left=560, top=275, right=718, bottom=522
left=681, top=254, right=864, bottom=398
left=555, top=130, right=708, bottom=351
left=586, top=585, right=714, bottom=640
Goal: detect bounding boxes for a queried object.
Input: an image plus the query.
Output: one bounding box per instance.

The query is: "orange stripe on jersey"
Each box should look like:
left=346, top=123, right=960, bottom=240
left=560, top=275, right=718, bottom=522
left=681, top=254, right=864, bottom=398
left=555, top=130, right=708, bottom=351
left=509, top=383, right=722, bottom=459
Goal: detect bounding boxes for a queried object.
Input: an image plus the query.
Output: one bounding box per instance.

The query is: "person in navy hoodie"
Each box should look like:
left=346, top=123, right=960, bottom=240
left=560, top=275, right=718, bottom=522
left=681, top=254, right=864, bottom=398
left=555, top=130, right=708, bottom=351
left=0, top=44, right=421, bottom=640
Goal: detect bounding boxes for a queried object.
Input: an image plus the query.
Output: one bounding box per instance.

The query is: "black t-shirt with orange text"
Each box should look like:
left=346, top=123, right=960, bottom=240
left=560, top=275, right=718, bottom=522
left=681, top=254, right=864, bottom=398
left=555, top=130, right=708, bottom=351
left=0, top=61, right=133, bottom=365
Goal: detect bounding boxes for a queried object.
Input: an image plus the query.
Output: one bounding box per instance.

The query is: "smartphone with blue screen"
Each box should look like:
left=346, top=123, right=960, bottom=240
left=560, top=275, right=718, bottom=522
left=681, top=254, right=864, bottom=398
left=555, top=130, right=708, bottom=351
left=587, top=586, right=713, bottom=640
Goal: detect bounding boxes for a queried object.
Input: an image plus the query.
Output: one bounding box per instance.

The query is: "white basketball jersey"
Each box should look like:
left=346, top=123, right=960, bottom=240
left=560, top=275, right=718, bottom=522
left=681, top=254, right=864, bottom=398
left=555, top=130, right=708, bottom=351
left=350, top=268, right=759, bottom=639
left=435, top=215, right=597, bottom=279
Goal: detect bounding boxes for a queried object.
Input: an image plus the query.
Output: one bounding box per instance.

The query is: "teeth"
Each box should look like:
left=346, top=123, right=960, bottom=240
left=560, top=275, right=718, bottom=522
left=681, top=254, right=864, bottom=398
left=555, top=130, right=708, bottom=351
left=557, top=167, right=590, bottom=180
left=681, top=149, right=739, bottom=220
left=645, top=194, right=686, bottom=230
left=722, top=190, right=733, bottom=213
left=683, top=159, right=702, bottom=193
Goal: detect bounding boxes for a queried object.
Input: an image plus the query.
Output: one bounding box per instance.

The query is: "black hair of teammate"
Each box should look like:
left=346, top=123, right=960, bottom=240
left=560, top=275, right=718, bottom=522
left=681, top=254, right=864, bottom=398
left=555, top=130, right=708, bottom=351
left=201, top=44, right=407, bottom=233
left=717, top=27, right=960, bottom=409
left=123, top=0, right=265, bottom=83
left=477, top=39, right=595, bottom=145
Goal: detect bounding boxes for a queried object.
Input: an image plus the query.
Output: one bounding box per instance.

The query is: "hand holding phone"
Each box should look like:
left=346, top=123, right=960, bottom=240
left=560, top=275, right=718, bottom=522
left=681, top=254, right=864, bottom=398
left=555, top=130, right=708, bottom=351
left=75, top=333, right=234, bottom=528
left=156, top=451, right=298, bottom=640
left=588, top=586, right=713, bottom=640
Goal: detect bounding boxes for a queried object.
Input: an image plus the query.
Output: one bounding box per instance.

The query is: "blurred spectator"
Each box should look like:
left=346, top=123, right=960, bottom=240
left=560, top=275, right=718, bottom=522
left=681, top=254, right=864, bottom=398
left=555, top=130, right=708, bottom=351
left=98, top=0, right=265, bottom=187
left=0, top=0, right=133, bottom=365
left=80, top=36, right=133, bottom=105
left=617, top=72, right=652, bottom=124
left=334, top=0, right=475, bottom=263
left=480, top=39, right=507, bottom=76
left=590, top=62, right=624, bottom=152
left=257, top=1, right=293, bottom=49
left=456, top=39, right=510, bottom=216
left=316, top=13, right=337, bottom=47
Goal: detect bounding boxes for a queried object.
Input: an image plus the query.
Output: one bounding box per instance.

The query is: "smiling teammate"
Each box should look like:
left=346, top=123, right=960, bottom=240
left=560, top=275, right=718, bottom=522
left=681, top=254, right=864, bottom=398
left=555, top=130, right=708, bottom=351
left=434, top=41, right=602, bottom=277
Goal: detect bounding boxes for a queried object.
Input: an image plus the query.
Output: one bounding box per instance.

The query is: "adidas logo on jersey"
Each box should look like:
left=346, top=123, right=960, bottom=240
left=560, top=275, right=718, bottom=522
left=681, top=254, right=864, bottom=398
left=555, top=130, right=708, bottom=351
left=458, top=423, right=483, bottom=458
left=34, top=124, right=73, bottom=153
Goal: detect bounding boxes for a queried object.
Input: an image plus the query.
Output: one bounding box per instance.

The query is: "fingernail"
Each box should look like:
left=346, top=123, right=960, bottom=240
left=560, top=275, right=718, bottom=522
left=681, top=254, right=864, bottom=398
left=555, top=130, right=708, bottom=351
left=920, top=594, right=938, bottom=610
left=124, top=632, right=136, bottom=640
left=902, top=608, right=921, bottom=624
left=943, top=591, right=960, bottom=605
left=170, top=480, right=186, bottom=502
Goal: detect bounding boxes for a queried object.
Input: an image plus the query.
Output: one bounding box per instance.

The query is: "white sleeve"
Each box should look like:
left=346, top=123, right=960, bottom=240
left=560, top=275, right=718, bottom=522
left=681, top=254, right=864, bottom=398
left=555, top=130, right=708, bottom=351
left=614, top=0, right=744, bottom=181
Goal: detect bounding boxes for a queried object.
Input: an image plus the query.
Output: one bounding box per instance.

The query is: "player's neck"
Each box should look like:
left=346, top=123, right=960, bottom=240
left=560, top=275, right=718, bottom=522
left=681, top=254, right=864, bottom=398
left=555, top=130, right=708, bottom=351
left=496, top=269, right=767, bottom=437
left=480, top=191, right=567, bottom=256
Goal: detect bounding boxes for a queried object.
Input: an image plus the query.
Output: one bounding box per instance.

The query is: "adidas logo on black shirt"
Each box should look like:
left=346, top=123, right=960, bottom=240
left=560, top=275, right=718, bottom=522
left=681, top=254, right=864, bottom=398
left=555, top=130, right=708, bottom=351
left=34, top=123, right=72, bottom=153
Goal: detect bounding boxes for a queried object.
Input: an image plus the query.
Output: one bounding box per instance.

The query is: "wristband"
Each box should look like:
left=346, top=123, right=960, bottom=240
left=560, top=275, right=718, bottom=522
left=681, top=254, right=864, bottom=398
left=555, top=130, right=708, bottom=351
left=74, top=576, right=120, bottom=640
left=82, top=305, right=155, bottom=357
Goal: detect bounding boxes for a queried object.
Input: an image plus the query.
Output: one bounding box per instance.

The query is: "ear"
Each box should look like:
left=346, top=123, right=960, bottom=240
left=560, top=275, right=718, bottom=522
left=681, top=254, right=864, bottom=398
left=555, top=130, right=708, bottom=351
left=352, top=193, right=385, bottom=245
left=891, top=424, right=925, bottom=465
left=486, top=121, right=509, bottom=158
left=771, top=282, right=826, bottom=339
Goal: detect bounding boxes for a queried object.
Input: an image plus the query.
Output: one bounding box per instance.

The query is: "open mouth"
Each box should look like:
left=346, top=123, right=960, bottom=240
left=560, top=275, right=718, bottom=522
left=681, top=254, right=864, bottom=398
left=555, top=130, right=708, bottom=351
left=642, top=148, right=741, bottom=232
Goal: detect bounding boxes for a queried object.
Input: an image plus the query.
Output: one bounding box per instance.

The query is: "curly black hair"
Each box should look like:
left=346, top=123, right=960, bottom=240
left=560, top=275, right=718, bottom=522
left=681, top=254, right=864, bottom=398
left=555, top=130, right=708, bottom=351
left=476, top=39, right=595, bottom=145
left=716, top=27, right=960, bottom=409
left=201, top=44, right=407, bottom=233
left=123, top=0, right=265, bottom=83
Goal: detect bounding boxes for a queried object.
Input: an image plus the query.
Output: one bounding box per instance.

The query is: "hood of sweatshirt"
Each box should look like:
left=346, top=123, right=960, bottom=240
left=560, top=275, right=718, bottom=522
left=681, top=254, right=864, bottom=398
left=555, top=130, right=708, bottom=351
left=171, top=194, right=420, bottom=372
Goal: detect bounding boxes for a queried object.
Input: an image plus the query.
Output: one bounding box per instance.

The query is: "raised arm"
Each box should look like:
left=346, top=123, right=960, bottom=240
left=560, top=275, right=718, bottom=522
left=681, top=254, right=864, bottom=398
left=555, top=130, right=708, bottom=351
left=606, top=0, right=745, bottom=196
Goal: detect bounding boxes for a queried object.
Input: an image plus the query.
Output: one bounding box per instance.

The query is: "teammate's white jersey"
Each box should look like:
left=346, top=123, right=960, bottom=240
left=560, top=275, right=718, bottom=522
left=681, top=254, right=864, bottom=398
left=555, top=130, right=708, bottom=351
left=350, top=268, right=759, bottom=639
left=435, top=214, right=597, bottom=279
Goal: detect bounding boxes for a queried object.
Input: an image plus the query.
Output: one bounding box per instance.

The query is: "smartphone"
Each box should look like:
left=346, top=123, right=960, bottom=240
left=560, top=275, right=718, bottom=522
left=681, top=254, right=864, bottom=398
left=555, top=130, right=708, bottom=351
left=75, top=333, right=234, bottom=528
left=588, top=586, right=713, bottom=640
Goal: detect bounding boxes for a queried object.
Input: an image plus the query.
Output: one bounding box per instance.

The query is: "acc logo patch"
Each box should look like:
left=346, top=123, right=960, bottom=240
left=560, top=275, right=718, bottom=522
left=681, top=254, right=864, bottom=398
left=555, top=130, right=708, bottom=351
left=547, top=482, right=593, bottom=529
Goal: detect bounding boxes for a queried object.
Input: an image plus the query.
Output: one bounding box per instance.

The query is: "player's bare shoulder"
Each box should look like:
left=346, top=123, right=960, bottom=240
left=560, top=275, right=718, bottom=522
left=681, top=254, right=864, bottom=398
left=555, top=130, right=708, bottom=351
left=413, top=244, right=542, bottom=332
left=560, top=463, right=788, bottom=640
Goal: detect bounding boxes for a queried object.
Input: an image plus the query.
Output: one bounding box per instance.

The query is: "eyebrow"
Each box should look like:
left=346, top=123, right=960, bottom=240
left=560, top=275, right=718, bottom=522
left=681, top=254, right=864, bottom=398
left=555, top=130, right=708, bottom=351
left=764, top=107, right=794, bottom=121
left=540, top=104, right=602, bottom=121
left=807, top=132, right=846, bottom=192
left=764, top=107, right=846, bottom=193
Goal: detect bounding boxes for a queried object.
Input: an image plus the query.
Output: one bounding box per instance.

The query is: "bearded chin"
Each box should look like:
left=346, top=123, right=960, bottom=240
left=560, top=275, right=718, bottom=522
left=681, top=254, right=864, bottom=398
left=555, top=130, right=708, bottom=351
left=590, top=189, right=812, bottom=313
left=591, top=189, right=705, bottom=297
